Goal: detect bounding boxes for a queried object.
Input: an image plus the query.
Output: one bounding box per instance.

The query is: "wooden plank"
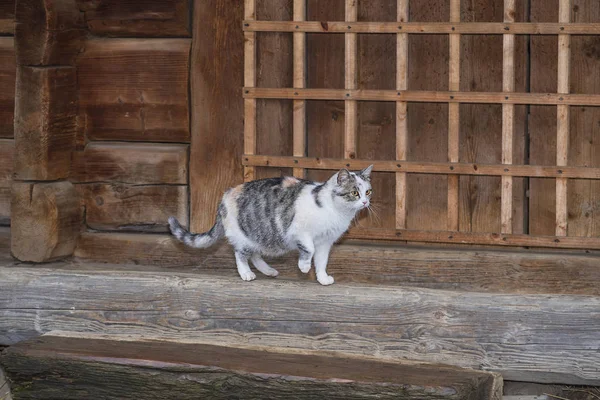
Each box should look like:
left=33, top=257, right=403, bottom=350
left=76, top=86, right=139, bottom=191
left=243, top=20, right=600, bottom=35
left=0, top=0, right=15, bottom=35
left=502, top=0, right=516, bottom=235
left=0, top=38, right=15, bottom=139
left=71, top=143, right=189, bottom=184
left=79, top=184, right=188, bottom=233
left=15, top=0, right=85, bottom=66
left=448, top=0, right=460, bottom=231
left=0, top=268, right=598, bottom=385
left=1, top=334, right=502, bottom=400
left=244, top=87, right=600, bottom=106
left=190, top=0, right=244, bottom=231
left=242, top=155, right=600, bottom=179
left=73, top=231, right=600, bottom=295
left=0, top=364, right=11, bottom=400
left=244, top=0, right=257, bottom=182
left=344, top=0, right=357, bottom=161
left=75, top=0, right=190, bottom=37
left=77, top=39, right=191, bottom=143
left=11, top=182, right=81, bottom=262
left=14, top=66, right=77, bottom=180
left=0, top=139, right=13, bottom=226
left=293, top=0, right=305, bottom=179
left=396, top=0, right=408, bottom=229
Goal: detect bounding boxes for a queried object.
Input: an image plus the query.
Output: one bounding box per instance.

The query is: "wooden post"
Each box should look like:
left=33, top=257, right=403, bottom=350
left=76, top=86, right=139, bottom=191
left=447, top=0, right=460, bottom=231
left=501, top=0, right=516, bottom=234
left=293, top=0, right=306, bottom=178
left=344, top=0, right=357, bottom=160
left=244, top=0, right=256, bottom=181
left=396, top=0, right=408, bottom=229
left=556, top=0, right=570, bottom=237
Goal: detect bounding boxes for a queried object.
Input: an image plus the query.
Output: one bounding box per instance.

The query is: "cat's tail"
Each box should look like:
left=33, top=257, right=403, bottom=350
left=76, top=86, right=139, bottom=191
left=168, top=209, right=224, bottom=248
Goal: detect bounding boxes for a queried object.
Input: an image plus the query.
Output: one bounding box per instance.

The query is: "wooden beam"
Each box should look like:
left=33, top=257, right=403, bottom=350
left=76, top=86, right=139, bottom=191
left=0, top=334, right=502, bottom=400
left=0, top=38, right=16, bottom=139
left=292, top=0, right=306, bottom=179
left=395, top=0, right=408, bottom=229
left=14, top=66, right=77, bottom=181
left=244, top=21, right=600, bottom=35
left=344, top=0, right=357, bottom=161
left=0, top=268, right=598, bottom=385
left=0, top=0, right=15, bottom=35
left=243, top=0, right=257, bottom=182
left=242, top=155, right=600, bottom=180
left=11, top=182, right=82, bottom=262
left=0, top=139, right=12, bottom=226
left=244, top=88, right=600, bottom=106
left=502, top=0, right=516, bottom=234
left=448, top=0, right=460, bottom=232
left=75, top=0, right=191, bottom=37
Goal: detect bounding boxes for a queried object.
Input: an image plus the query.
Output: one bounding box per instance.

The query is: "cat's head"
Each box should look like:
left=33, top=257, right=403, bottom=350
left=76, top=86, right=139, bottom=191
left=331, top=165, right=373, bottom=212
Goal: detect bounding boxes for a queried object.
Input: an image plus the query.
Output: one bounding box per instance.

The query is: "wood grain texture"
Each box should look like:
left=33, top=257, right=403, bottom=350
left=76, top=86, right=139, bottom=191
left=0, top=0, right=15, bottom=35
left=71, top=142, right=188, bottom=184
left=79, top=184, right=188, bottom=232
left=1, top=335, right=501, bottom=400
left=243, top=0, right=257, bottom=181
left=0, top=38, right=15, bottom=139
left=15, top=0, right=85, bottom=66
left=11, top=181, right=81, bottom=262
left=75, top=0, right=190, bottom=37
left=0, top=364, right=11, bottom=400
left=0, top=139, right=13, bottom=226
left=292, top=0, right=305, bottom=179
left=396, top=0, right=408, bottom=229
left=191, top=0, right=244, bottom=231
left=0, top=268, right=598, bottom=386
left=77, top=39, right=191, bottom=143
left=14, top=66, right=77, bottom=180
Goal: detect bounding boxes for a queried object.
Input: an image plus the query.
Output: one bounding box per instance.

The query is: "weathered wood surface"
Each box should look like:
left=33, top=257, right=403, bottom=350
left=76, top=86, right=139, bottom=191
left=79, top=184, right=188, bottom=232
left=15, top=0, right=85, bottom=66
left=14, top=66, right=77, bottom=180
left=0, top=38, right=15, bottom=139
left=75, top=0, right=190, bottom=37
left=71, top=143, right=188, bottom=184
left=0, top=139, right=13, bottom=226
left=190, top=0, right=244, bottom=231
left=10, top=182, right=81, bottom=262
left=0, top=0, right=15, bottom=35
left=77, top=39, right=191, bottom=143
left=0, top=334, right=502, bottom=400
left=0, top=268, right=598, bottom=385
left=0, top=365, right=11, bottom=400
left=0, top=227, right=10, bottom=264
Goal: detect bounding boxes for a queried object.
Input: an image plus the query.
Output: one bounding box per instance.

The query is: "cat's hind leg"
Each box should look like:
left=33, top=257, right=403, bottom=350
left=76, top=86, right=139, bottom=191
left=250, top=254, right=279, bottom=277
left=234, top=250, right=256, bottom=281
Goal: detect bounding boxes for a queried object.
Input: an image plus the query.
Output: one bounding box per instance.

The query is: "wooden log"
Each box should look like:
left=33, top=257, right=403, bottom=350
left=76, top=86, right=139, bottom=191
left=13, top=66, right=77, bottom=181
left=73, top=232, right=600, bottom=296
left=77, top=39, right=191, bottom=143
left=71, top=142, right=189, bottom=184
left=15, top=0, right=85, bottom=66
left=75, top=0, right=190, bottom=37
left=10, top=181, right=81, bottom=262
left=0, top=334, right=502, bottom=400
left=0, top=268, right=598, bottom=386
left=0, top=38, right=16, bottom=139
left=79, top=184, right=188, bottom=233
left=0, top=0, right=15, bottom=35
left=0, top=139, right=13, bottom=226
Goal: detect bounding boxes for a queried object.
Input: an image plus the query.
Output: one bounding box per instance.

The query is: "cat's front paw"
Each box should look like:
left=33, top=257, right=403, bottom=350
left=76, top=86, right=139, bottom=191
left=239, top=271, right=257, bottom=281
left=298, top=260, right=311, bottom=273
left=317, top=274, right=334, bottom=286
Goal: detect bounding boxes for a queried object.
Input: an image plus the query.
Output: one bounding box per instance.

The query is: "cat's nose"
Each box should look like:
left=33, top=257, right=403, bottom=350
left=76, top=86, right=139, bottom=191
left=362, top=201, right=368, bottom=205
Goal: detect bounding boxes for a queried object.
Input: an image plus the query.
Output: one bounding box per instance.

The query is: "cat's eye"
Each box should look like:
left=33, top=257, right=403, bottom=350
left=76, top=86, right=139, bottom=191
left=351, top=190, right=359, bottom=197
left=366, top=189, right=372, bottom=196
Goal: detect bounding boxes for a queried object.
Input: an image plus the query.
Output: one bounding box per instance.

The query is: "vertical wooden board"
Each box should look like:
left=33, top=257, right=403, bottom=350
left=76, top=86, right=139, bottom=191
left=77, top=39, right=191, bottom=143
left=256, top=1, right=293, bottom=179
left=406, top=0, right=448, bottom=231
left=0, top=0, right=15, bottom=34
left=0, top=139, right=13, bottom=226
left=190, top=0, right=244, bottom=232
left=0, top=38, right=15, bottom=139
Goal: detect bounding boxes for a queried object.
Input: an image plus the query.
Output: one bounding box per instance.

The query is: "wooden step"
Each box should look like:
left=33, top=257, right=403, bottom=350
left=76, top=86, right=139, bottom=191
left=0, top=333, right=502, bottom=400
left=0, top=266, right=598, bottom=386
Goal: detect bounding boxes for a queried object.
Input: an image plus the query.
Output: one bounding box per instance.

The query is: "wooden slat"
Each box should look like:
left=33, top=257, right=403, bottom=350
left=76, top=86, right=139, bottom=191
left=75, top=0, right=191, bottom=37
left=502, top=0, right=516, bottom=234
left=244, top=21, right=600, bottom=35
left=0, top=0, right=15, bottom=35
left=243, top=155, right=600, bottom=179
left=1, top=268, right=598, bottom=385
left=244, top=0, right=257, bottom=181
left=0, top=38, right=15, bottom=139
left=77, top=39, right=191, bottom=143
left=447, top=0, right=460, bottom=232
left=344, top=0, right=357, bottom=161
left=556, top=0, right=570, bottom=237
left=245, top=88, right=600, bottom=106
left=292, top=0, right=306, bottom=178
left=71, top=143, right=189, bottom=184
left=0, top=139, right=13, bottom=226
left=395, top=0, right=408, bottom=229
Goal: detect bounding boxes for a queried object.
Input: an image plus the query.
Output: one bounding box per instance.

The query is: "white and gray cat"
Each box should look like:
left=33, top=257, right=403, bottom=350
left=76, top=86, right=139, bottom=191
left=168, top=165, right=373, bottom=285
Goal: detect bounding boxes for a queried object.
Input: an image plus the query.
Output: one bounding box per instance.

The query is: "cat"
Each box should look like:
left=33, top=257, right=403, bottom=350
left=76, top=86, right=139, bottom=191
left=168, top=165, right=373, bottom=286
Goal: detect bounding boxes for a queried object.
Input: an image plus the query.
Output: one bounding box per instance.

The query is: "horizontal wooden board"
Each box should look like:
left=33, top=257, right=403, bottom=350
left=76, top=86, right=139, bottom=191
left=0, top=139, right=13, bottom=226
left=73, top=232, right=600, bottom=295
left=78, top=39, right=191, bottom=143
left=76, top=0, right=190, bottom=37
left=0, top=38, right=15, bottom=139
left=0, top=267, right=598, bottom=385
left=71, top=142, right=189, bottom=184
left=0, top=0, right=15, bottom=35
left=0, top=334, right=501, bottom=400
left=79, top=183, right=188, bottom=232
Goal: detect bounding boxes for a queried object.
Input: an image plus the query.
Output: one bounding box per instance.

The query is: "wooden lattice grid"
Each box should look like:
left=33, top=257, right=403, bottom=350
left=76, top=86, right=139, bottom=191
left=242, top=0, right=600, bottom=250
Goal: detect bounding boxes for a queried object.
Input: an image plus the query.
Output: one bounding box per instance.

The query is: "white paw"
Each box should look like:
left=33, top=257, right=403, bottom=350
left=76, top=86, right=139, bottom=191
left=239, top=271, right=256, bottom=281
left=262, top=267, right=279, bottom=277
left=298, top=260, right=311, bottom=273
left=317, top=274, right=334, bottom=286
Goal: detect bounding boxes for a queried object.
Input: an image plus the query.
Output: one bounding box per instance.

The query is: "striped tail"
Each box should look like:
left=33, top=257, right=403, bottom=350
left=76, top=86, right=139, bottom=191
left=168, top=213, right=224, bottom=249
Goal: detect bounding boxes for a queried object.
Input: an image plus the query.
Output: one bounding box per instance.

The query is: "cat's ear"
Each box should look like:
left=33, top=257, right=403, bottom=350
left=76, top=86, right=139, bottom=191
left=359, top=164, right=373, bottom=180
left=337, top=169, right=352, bottom=185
